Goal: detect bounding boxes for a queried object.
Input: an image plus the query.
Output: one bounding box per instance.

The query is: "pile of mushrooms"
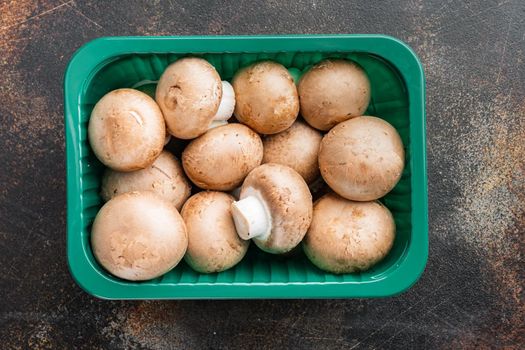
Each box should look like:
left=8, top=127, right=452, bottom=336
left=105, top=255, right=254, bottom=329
left=87, top=56, right=405, bottom=281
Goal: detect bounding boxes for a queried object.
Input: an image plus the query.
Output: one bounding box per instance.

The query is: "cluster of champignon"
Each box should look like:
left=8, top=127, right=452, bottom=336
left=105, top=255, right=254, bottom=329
left=88, top=57, right=404, bottom=281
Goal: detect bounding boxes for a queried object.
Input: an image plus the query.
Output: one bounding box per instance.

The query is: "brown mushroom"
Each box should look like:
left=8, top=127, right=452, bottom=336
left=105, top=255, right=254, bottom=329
left=303, top=193, right=395, bottom=274
left=298, top=59, right=371, bottom=131
left=319, top=116, right=404, bottom=201
left=182, top=123, right=263, bottom=191
left=88, top=88, right=165, bottom=171
left=262, top=120, right=322, bottom=184
left=232, top=61, right=299, bottom=134
left=156, top=57, right=235, bottom=139
left=91, top=191, right=188, bottom=281
left=181, top=191, right=249, bottom=273
left=101, top=150, right=191, bottom=211
left=231, top=163, right=313, bottom=254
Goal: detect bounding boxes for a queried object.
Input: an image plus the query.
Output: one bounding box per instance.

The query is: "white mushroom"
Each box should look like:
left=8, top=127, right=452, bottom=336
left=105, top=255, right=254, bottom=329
left=91, top=192, right=188, bottom=281
left=231, top=163, right=313, bottom=254
left=181, top=191, right=249, bottom=273
left=303, top=193, right=395, bottom=273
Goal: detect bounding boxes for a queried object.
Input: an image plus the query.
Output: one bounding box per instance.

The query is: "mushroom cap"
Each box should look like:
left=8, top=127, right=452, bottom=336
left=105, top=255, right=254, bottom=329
left=88, top=88, right=165, bottom=171
left=181, top=191, right=249, bottom=273
left=101, top=150, right=191, bottom=210
left=156, top=57, right=222, bottom=139
left=319, top=116, right=404, bottom=201
left=240, top=163, right=313, bottom=254
left=182, top=123, right=263, bottom=191
left=303, top=192, right=395, bottom=274
left=262, top=120, right=322, bottom=184
left=233, top=61, right=299, bottom=134
left=298, top=59, right=371, bottom=131
left=91, top=191, right=188, bottom=281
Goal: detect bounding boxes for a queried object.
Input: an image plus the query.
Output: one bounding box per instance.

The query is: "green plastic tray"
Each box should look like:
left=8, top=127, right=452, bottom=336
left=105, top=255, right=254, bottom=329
left=65, top=35, right=427, bottom=299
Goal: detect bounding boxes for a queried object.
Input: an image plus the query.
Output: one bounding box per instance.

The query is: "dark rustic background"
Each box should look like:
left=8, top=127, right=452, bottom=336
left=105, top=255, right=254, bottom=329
left=1, top=0, right=524, bottom=349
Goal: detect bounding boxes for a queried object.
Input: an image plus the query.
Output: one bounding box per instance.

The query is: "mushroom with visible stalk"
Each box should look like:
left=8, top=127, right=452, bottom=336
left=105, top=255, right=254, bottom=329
left=182, top=123, right=263, bottom=191
left=88, top=88, right=165, bottom=172
left=303, top=192, right=395, bottom=274
left=181, top=191, right=249, bottom=273
left=262, top=120, right=322, bottom=184
left=231, top=163, right=313, bottom=254
left=298, top=59, right=371, bottom=131
left=91, top=191, right=188, bottom=281
left=156, top=57, right=235, bottom=139
left=101, top=150, right=191, bottom=211
left=232, top=61, right=299, bottom=134
left=319, top=116, right=404, bottom=201
left=212, top=80, right=236, bottom=127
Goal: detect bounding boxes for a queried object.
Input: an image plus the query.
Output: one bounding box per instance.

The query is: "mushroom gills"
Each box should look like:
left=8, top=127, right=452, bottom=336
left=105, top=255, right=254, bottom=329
left=211, top=81, right=235, bottom=123
left=231, top=191, right=272, bottom=240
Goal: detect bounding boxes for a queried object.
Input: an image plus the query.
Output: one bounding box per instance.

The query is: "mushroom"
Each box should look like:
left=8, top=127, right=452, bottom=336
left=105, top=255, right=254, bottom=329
left=262, top=120, right=322, bottom=184
left=155, top=57, right=235, bottom=139
left=298, top=59, right=371, bottom=131
left=182, top=123, right=263, bottom=191
left=212, top=80, right=236, bottom=126
left=101, top=150, right=191, bottom=211
left=303, top=192, right=395, bottom=274
left=88, top=88, right=165, bottom=171
left=319, top=116, right=404, bottom=201
left=232, top=61, right=299, bottom=134
left=91, top=191, right=188, bottom=281
left=231, top=163, right=313, bottom=254
left=129, top=83, right=172, bottom=145
left=181, top=191, right=249, bottom=273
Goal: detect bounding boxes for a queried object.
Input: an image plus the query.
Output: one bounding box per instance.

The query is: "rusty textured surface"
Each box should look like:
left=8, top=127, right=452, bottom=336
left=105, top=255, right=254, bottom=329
left=0, top=0, right=524, bottom=349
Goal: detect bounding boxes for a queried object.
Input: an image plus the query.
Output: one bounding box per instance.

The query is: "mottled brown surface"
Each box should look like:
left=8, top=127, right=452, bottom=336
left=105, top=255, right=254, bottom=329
left=0, top=0, right=523, bottom=349
left=181, top=191, right=249, bottom=273
left=233, top=61, right=300, bottom=134
left=182, top=124, right=263, bottom=191
left=262, top=120, right=322, bottom=184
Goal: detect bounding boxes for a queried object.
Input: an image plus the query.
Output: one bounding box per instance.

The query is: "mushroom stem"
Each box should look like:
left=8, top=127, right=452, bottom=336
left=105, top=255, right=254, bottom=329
left=207, top=120, right=228, bottom=130
left=231, top=196, right=270, bottom=240
left=212, top=81, right=235, bottom=122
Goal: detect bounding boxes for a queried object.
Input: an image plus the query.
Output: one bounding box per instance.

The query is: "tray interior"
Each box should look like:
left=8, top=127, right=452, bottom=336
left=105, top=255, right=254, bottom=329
left=78, top=51, right=411, bottom=286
